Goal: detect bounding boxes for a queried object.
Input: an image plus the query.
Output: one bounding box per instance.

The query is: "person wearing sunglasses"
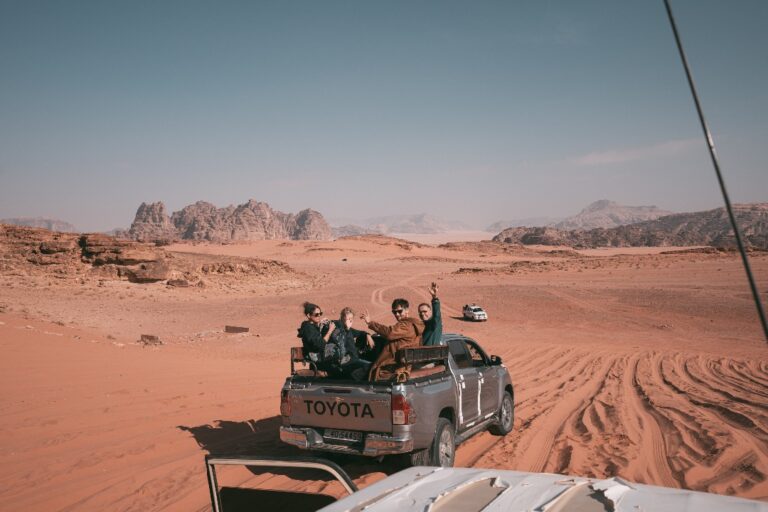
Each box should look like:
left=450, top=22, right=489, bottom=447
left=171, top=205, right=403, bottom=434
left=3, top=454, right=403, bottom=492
left=297, top=301, right=336, bottom=366
left=361, top=298, right=424, bottom=381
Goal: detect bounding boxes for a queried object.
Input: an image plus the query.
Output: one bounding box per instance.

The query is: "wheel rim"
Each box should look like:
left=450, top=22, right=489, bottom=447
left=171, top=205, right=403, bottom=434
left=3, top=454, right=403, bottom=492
left=438, top=428, right=454, bottom=466
left=501, top=396, right=512, bottom=429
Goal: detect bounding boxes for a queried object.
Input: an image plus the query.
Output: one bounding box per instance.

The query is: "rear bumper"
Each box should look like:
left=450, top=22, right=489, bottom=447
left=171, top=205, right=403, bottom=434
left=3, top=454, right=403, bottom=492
left=280, top=426, right=414, bottom=456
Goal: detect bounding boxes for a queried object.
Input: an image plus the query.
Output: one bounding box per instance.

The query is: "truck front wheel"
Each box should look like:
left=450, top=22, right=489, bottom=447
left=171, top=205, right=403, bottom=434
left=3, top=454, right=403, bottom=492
left=488, top=391, right=514, bottom=435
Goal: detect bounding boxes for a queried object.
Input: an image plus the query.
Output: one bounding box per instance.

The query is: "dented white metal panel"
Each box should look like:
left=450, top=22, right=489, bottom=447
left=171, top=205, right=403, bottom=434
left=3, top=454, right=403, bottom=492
left=318, top=467, right=768, bottom=512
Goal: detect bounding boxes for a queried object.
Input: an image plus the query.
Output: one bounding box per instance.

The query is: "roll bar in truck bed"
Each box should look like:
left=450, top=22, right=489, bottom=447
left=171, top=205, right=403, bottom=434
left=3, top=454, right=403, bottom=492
left=204, top=455, right=358, bottom=512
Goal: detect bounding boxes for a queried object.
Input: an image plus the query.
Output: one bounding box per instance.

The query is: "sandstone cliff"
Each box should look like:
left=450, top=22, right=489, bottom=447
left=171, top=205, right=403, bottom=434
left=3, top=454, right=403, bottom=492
left=125, top=199, right=332, bottom=242
left=128, top=202, right=179, bottom=243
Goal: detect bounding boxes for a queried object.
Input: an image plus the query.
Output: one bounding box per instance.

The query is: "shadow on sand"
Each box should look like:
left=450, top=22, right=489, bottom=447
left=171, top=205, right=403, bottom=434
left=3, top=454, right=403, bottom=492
left=179, top=416, right=405, bottom=510
left=449, top=315, right=477, bottom=322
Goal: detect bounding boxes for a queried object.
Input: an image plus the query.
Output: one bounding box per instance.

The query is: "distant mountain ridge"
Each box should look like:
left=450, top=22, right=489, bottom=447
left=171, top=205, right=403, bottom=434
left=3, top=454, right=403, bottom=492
left=554, top=200, right=673, bottom=230
left=492, top=203, right=768, bottom=249
left=331, top=225, right=382, bottom=238
left=486, top=200, right=672, bottom=232
left=1, top=217, right=77, bottom=233
left=125, top=199, right=332, bottom=242
left=331, top=213, right=471, bottom=236
left=485, top=217, right=563, bottom=232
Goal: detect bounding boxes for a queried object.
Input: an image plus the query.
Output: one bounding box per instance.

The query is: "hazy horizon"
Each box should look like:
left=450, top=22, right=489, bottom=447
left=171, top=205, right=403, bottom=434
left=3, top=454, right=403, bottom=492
left=2, top=1, right=767, bottom=232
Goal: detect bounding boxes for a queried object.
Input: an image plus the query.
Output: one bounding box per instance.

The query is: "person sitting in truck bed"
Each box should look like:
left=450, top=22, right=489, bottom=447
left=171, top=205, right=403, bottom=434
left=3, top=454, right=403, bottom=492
left=297, top=302, right=335, bottom=369
left=327, top=307, right=374, bottom=381
left=419, top=282, right=443, bottom=346
left=361, top=298, right=424, bottom=381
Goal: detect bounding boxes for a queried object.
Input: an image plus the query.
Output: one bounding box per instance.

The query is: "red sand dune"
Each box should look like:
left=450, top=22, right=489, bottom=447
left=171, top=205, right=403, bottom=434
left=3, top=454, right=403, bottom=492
left=1, top=237, right=766, bottom=510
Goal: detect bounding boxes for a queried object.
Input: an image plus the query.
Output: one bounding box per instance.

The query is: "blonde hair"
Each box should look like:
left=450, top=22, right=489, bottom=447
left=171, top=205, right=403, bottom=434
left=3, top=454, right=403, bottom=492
left=339, top=307, right=354, bottom=321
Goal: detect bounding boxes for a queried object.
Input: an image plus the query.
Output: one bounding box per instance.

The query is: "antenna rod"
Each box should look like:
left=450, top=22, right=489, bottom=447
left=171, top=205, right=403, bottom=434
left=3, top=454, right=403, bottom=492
left=663, top=0, right=768, bottom=342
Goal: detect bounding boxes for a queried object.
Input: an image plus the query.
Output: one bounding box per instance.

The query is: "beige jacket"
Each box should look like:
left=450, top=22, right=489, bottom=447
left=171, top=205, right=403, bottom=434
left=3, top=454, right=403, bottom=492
left=367, top=317, right=424, bottom=381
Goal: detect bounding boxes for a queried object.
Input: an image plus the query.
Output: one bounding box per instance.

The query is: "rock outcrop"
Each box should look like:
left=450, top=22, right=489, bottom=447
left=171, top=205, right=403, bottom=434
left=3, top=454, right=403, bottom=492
left=124, top=199, right=332, bottom=242
left=291, top=208, right=333, bottom=240
left=493, top=203, right=768, bottom=249
left=0, top=224, right=303, bottom=287
left=127, top=202, right=179, bottom=243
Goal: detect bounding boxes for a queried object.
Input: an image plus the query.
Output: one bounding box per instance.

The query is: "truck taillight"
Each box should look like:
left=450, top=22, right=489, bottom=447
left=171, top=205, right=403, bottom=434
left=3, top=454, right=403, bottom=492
left=280, top=389, right=291, bottom=416
left=392, top=394, right=415, bottom=425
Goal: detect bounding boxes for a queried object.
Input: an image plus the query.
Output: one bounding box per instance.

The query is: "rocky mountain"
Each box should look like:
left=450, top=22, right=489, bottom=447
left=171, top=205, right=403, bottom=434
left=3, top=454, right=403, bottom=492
left=128, top=202, right=178, bottom=242
left=126, top=199, right=332, bottom=242
left=553, top=200, right=673, bottom=230
left=1, top=217, right=77, bottom=233
left=492, top=203, right=768, bottom=249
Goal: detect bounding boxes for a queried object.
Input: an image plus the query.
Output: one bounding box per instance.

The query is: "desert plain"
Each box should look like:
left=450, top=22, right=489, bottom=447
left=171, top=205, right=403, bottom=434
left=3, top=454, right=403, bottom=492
left=1, top=233, right=767, bottom=511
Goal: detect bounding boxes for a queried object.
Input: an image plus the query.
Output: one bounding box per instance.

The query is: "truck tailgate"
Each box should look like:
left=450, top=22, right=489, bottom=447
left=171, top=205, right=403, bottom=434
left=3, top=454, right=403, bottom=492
left=287, top=384, right=392, bottom=433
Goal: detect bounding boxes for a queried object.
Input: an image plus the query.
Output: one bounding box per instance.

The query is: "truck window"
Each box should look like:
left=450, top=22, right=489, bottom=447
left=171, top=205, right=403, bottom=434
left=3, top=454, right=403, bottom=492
left=448, top=339, right=472, bottom=369
left=466, top=342, right=487, bottom=367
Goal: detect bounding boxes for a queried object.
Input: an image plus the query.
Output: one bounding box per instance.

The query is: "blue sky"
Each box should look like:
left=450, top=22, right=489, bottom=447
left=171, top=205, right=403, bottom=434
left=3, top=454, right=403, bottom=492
left=1, top=0, right=766, bottom=231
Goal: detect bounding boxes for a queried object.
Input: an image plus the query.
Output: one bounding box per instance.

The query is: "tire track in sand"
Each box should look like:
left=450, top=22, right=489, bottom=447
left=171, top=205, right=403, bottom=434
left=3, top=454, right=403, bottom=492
left=490, top=351, right=613, bottom=473
left=628, top=352, right=682, bottom=488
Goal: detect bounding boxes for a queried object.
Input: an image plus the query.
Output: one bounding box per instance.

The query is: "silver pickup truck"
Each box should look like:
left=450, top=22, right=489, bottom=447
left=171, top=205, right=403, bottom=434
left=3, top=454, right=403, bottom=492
left=279, top=334, right=514, bottom=467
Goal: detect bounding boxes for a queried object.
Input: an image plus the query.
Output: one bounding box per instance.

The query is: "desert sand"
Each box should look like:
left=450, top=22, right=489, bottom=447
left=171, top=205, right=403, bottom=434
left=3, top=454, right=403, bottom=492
left=1, top=236, right=767, bottom=511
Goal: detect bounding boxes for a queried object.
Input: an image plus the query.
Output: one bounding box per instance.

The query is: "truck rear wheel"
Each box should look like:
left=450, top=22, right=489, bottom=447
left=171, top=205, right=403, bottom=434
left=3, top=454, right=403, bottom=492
left=407, top=418, right=456, bottom=467
left=488, top=391, right=514, bottom=435
left=433, top=418, right=456, bottom=467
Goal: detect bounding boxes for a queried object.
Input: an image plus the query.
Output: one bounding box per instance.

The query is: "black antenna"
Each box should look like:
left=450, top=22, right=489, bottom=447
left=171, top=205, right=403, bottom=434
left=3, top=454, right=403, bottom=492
left=663, top=0, right=768, bottom=342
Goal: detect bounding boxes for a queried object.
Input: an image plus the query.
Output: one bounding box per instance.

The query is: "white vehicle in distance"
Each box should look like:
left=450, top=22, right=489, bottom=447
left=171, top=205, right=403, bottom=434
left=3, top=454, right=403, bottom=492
left=463, top=304, right=488, bottom=321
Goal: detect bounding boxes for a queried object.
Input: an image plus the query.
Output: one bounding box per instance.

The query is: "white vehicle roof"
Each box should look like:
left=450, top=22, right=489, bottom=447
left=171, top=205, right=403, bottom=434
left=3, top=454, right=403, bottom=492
left=319, top=466, right=768, bottom=512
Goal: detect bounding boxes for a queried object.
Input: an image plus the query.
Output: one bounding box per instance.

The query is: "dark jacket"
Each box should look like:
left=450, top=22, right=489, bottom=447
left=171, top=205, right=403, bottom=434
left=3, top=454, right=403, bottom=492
left=329, top=321, right=365, bottom=362
left=297, top=320, right=328, bottom=358
left=326, top=321, right=371, bottom=381
left=422, top=298, right=444, bottom=346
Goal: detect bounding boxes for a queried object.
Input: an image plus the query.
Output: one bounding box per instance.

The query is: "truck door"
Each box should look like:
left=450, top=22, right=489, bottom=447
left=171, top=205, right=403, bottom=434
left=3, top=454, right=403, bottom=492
left=448, top=338, right=481, bottom=427
left=466, top=339, right=499, bottom=417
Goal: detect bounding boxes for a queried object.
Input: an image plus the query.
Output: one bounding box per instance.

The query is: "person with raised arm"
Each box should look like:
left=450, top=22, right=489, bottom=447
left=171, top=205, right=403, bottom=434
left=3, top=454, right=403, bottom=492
left=419, top=282, right=443, bottom=346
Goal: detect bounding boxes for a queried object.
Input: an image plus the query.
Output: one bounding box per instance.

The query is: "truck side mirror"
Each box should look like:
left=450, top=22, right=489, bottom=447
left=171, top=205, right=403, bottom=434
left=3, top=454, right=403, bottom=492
left=490, top=355, right=502, bottom=365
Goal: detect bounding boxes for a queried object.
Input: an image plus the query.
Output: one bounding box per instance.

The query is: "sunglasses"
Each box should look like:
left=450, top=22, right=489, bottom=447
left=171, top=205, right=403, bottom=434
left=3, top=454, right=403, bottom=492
left=392, top=309, right=405, bottom=314
left=311, top=312, right=323, bottom=317
left=418, top=310, right=429, bottom=315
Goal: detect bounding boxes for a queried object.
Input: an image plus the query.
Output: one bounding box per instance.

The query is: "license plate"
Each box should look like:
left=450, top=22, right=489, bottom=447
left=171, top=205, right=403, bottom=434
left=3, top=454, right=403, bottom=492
left=324, top=429, right=363, bottom=442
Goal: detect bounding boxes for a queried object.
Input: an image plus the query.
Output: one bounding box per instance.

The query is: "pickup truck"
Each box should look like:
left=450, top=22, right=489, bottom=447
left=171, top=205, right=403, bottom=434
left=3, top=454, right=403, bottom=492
left=279, top=334, right=514, bottom=467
